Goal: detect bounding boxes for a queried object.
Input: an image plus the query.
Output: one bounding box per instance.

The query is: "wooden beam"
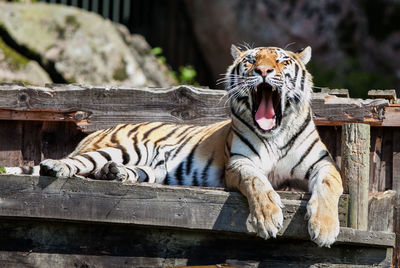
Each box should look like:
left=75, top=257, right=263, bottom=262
left=321, top=88, right=350, bottom=98
left=0, top=84, right=395, bottom=132
left=0, top=175, right=394, bottom=247
left=368, top=190, right=396, bottom=232
left=368, top=90, right=397, bottom=102
left=0, top=109, right=90, bottom=124
left=341, top=123, right=370, bottom=230
left=382, top=106, right=400, bottom=127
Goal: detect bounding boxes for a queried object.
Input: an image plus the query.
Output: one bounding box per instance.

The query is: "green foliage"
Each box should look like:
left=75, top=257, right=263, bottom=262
left=65, top=15, right=80, bottom=30
left=152, top=46, right=198, bottom=85
left=0, top=166, right=5, bottom=174
left=151, top=47, right=166, bottom=64
left=0, top=36, right=29, bottom=70
left=112, top=59, right=128, bottom=81
left=178, top=65, right=198, bottom=85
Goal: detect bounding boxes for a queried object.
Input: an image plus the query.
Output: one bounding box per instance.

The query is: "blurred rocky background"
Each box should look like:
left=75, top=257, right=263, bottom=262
left=0, top=1, right=176, bottom=87
left=0, top=0, right=399, bottom=97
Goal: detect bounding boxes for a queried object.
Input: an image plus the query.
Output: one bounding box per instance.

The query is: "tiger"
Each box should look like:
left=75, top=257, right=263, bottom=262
left=5, top=45, right=343, bottom=247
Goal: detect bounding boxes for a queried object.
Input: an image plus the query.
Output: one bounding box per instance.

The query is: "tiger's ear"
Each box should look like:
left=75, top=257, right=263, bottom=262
left=296, top=46, right=312, bottom=65
left=231, top=44, right=243, bottom=60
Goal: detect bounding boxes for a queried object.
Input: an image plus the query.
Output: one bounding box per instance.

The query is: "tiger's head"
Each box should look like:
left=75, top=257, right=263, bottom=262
left=225, top=45, right=313, bottom=136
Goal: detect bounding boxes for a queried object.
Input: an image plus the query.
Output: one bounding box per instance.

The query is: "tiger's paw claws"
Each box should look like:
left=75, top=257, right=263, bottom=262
left=249, top=190, right=283, bottom=240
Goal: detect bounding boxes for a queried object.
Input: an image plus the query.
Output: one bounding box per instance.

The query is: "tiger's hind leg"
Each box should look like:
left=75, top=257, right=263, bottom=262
left=94, top=161, right=157, bottom=183
left=40, top=147, right=128, bottom=179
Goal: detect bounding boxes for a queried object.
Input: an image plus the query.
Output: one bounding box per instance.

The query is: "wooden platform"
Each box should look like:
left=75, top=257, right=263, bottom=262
left=0, top=84, right=399, bottom=267
left=0, top=175, right=394, bottom=267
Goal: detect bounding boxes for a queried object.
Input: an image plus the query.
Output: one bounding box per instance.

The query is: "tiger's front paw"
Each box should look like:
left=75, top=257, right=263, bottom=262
left=306, top=196, right=340, bottom=247
left=97, top=161, right=129, bottom=181
left=40, top=159, right=73, bottom=178
left=248, top=189, right=284, bottom=239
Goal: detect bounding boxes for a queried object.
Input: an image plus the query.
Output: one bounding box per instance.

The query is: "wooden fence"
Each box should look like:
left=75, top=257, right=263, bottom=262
left=0, top=83, right=399, bottom=267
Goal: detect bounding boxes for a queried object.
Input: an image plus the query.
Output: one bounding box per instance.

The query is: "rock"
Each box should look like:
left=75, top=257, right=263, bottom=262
left=0, top=37, right=51, bottom=85
left=113, top=23, right=177, bottom=87
left=0, top=2, right=176, bottom=87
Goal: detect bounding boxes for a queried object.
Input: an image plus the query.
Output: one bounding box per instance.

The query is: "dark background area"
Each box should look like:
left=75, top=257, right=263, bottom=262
left=35, top=0, right=400, bottom=98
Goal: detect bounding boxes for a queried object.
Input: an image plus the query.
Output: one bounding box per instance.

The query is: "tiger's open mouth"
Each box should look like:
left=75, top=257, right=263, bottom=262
left=252, top=82, right=282, bottom=131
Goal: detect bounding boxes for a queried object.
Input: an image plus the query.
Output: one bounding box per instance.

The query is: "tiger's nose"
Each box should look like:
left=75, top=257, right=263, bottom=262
left=254, top=66, right=274, bottom=77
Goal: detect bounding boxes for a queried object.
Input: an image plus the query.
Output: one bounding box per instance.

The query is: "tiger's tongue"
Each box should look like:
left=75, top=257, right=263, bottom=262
left=255, top=90, right=276, bottom=130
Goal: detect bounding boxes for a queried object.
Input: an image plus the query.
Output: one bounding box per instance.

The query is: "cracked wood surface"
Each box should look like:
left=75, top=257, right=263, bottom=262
left=0, top=174, right=394, bottom=248
left=0, top=84, right=394, bottom=133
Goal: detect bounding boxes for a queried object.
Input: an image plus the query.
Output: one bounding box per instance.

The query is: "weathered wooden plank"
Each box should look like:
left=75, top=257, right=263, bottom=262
left=382, top=106, right=400, bottom=126
left=0, top=175, right=393, bottom=247
left=312, top=94, right=388, bottom=126
left=0, top=85, right=230, bottom=132
left=370, top=128, right=383, bottom=193
left=321, top=88, right=350, bottom=98
left=368, top=89, right=397, bottom=102
left=392, top=128, right=400, bottom=267
left=0, top=109, right=88, bottom=123
left=0, top=219, right=392, bottom=268
left=0, top=84, right=394, bottom=133
left=381, top=128, right=393, bottom=191
left=0, top=121, right=24, bottom=166
left=368, top=190, right=396, bottom=232
left=341, top=123, right=370, bottom=230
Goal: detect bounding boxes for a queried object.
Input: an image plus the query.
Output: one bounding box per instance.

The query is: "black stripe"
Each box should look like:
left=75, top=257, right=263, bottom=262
left=234, top=64, right=240, bottom=75
left=230, top=152, right=252, bottom=161
left=171, top=127, right=204, bottom=159
left=132, top=134, right=141, bottom=165
left=154, top=159, right=165, bottom=168
left=111, top=124, right=129, bottom=143
left=116, top=145, right=130, bottom=165
left=125, top=166, right=138, bottom=180
left=294, top=63, right=299, bottom=83
left=144, top=141, right=149, bottom=164
left=290, top=138, right=319, bottom=176
left=300, top=70, right=306, bottom=91
left=81, top=154, right=97, bottom=172
left=97, top=150, right=112, bottom=161
left=192, top=170, right=199, bottom=186
left=91, top=128, right=114, bottom=149
left=175, top=125, right=198, bottom=140
left=232, top=128, right=260, bottom=159
left=153, top=127, right=180, bottom=146
left=201, top=153, right=214, bottom=186
left=279, top=113, right=311, bottom=157
left=186, top=143, right=200, bottom=175
left=128, top=123, right=146, bottom=137
left=230, top=108, right=256, bottom=134
left=296, top=129, right=316, bottom=148
left=142, top=123, right=164, bottom=140
left=164, top=173, right=170, bottom=185
left=235, top=95, right=250, bottom=110
left=71, top=157, right=87, bottom=167
left=175, top=162, right=185, bottom=185
left=305, top=151, right=329, bottom=180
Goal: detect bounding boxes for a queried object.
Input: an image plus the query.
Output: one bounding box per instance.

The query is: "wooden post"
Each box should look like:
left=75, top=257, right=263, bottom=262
left=341, top=123, right=370, bottom=230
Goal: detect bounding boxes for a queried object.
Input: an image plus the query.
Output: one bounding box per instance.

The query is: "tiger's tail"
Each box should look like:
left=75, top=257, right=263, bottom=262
left=3, top=166, right=40, bottom=176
